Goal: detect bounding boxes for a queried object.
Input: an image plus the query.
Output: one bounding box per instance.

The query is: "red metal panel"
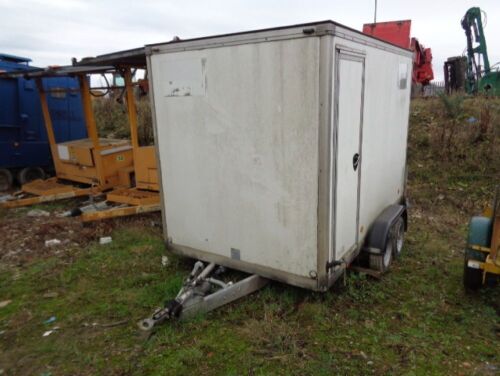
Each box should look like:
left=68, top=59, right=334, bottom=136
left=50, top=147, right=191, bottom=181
left=362, top=20, right=411, bottom=49
left=362, top=20, right=434, bottom=85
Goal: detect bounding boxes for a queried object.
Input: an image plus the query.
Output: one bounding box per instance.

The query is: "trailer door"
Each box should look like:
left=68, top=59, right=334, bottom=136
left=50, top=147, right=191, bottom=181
left=333, top=51, right=365, bottom=261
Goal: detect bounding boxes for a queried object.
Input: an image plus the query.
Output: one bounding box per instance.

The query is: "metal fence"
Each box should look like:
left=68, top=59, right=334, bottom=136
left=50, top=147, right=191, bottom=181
left=423, top=81, right=445, bottom=96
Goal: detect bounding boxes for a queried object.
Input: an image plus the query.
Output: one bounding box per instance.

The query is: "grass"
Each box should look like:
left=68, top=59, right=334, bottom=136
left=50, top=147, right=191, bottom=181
left=0, top=96, right=499, bottom=375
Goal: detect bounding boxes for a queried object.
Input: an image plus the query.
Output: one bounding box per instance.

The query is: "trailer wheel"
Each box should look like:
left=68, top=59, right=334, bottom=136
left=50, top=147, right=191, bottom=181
left=392, top=217, right=405, bottom=257
left=17, top=167, right=45, bottom=185
left=369, top=235, right=394, bottom=273
left=0, top=169, right=13, bottom=191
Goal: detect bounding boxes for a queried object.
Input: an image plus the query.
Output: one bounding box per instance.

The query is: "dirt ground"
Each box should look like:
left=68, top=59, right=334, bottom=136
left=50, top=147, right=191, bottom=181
left=0, top=204, right=167, bottom=263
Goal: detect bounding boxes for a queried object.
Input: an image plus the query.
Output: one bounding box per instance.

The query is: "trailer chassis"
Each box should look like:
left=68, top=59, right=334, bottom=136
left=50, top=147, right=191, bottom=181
left=139, top=261, right=268, bottom=331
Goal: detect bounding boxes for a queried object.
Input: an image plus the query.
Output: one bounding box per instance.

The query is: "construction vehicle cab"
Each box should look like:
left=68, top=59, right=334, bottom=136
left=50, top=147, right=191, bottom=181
left=464, top=186, right=500, bottom=289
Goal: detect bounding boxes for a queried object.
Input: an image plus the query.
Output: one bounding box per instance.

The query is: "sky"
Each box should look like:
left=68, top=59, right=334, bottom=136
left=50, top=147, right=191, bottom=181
left=0, top=0, right=499, bottom=81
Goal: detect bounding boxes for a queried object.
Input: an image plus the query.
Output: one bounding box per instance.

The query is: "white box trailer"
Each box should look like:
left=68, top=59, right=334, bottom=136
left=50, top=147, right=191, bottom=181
left=146, top=21, right=412, bottom=294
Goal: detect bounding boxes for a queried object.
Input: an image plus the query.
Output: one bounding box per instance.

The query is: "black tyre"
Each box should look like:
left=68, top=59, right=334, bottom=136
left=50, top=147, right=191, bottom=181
left=369, top=234, right=394, bottom=272
left=17, top=167, right=45, bottom=185
left=463, top=250, right=484, bottom=290
left=0, top=168, right=13, bottom=191
left=392, top=217, right=405, bottom=257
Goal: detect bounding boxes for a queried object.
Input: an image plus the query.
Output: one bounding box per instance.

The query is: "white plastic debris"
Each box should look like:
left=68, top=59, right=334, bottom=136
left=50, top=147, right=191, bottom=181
left=42, top=326, right=60, bottom=337
left=99, top=236, right=112, bottom=245
left=45, top=239, right=61, bottom=247
left=43, top=330, right=54, bottom=337
left=161, top=255, right=169, bottom=267
left=0, top=194, right=14, bottom=203
left=43, top=292, right=59, bottom=298
left=82, top=201, right=109, bottom=213
left=27, top=209, right=50, bottom=217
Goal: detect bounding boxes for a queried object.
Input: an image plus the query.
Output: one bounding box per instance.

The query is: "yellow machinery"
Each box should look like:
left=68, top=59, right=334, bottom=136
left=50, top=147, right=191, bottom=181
left=463, top=186, right=500, bottom=289
left=79, top=66, right=161, bottom=221
left=0, top=47, right=161, bottom=220
left=0, top=66, right=135, bottom=208
left=46, top=48, right=162, bottom=221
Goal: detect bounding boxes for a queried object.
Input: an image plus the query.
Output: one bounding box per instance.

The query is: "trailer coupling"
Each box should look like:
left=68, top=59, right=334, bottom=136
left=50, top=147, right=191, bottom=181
left=138, top=261, right=268, bottom=331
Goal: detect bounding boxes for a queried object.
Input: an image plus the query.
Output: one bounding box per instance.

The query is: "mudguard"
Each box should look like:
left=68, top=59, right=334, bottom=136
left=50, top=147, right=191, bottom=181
left=364, top=204, right=406, bottom=252
left=465, top=216, right=492, bottom=261
left=467, top=216, right=492, bottom=247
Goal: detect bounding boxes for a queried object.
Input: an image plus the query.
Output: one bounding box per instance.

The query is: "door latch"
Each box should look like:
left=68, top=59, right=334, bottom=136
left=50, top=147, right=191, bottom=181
left=352, top=153, right=360, bottom=171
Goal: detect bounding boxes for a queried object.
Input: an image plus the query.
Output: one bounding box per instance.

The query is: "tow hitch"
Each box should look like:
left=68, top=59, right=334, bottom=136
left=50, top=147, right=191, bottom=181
left=139, top=261, right=268, bottom=331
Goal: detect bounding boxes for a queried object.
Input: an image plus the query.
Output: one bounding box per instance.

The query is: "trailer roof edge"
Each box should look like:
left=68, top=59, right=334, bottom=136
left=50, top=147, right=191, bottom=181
left=145, top=20, right=413, bottom=57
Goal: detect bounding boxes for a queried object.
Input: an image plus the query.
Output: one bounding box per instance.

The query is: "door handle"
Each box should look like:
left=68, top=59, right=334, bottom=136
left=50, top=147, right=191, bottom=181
left=352, top=153, right=360, bottom=171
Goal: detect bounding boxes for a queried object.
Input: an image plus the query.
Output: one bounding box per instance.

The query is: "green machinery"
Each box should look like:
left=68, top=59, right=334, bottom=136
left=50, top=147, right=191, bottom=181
left=461, top=7, right=500, bottom=95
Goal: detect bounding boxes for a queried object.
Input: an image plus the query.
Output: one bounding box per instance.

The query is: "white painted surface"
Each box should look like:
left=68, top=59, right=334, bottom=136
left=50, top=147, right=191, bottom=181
left=467, top=260, right=481, bottom=269
left=332, top=35, right=411, bottom=259
left=334, top=57, right=364, bottom=260
left=150, top=38, right=321, bottom=278
left=149, top=22, right=412, bottom=287
left=159, top=57, right=206, bottom=97
left=57, top=145, right=69, bottom=160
